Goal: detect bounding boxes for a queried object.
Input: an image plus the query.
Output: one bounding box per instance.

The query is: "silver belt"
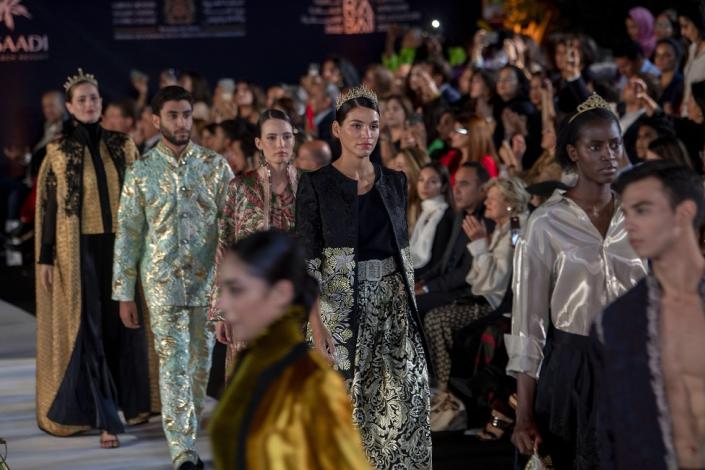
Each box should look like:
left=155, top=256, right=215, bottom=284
left=357, top=257, right=396, bottom=282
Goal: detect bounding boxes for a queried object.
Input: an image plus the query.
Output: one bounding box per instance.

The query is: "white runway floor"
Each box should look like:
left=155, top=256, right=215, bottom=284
left=0, top=300, right=215, bottom=470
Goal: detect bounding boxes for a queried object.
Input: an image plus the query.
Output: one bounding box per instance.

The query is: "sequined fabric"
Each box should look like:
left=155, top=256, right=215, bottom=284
left=112, top=141, right=233, bottom=307
left=506, top=190, right=647, bottom=379
left=352, top=262, right=432, bottom=469
left=149, top=306, right=214, bottom=469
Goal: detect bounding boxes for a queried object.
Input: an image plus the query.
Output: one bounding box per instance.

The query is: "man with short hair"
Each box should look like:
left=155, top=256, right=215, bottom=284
left=415, top=162, right=492, bottom=315
left=295, top=139, right=332, bottom=171
left=592, top=161, right=705, bottom=470
left=112, top=86, right=233, bottom=470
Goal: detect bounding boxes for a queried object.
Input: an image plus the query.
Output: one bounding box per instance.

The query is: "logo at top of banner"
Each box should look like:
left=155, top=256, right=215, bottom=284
left=0, top=0, right=31, bottom=31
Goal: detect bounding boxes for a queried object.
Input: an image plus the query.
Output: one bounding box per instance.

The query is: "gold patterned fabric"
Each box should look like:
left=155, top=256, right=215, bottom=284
left=112, top=141, right=233, bottom=307
left=149, top=306, right=214, bottom=469
left=209, top=308, right=371, bottom=470
left=352, top=258, right=432, bottom=469
left=111, top=140, right=232, bottom=467
left=34, top=131, right=145, bottom=436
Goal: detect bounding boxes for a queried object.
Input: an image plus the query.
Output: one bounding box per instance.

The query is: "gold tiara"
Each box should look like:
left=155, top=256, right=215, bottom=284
left=335, top=85, right=378, bottom=110
left=569, top=92, right=613, bottom=123
left=63, top=68, right=98, bottom=92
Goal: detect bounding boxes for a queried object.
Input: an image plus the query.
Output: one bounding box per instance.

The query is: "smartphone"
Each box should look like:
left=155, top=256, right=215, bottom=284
left=510, top=216, right=521, bottom=247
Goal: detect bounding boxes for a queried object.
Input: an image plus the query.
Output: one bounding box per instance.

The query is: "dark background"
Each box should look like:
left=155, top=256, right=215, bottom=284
left=0, top=0, right=479, bottom=148
left=0, top=0, right=691, bottom=150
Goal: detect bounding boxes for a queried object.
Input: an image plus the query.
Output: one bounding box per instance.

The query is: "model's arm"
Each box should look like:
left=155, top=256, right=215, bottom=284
left=295, top=173, right=334, bottom=361
left=112, top=165, right=146, bottom=303
left=505, top=222, right=552, bottom=454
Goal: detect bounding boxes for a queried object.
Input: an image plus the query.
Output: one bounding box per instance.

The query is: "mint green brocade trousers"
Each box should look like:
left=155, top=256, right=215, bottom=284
left=149, top=306, right=214, bottom=469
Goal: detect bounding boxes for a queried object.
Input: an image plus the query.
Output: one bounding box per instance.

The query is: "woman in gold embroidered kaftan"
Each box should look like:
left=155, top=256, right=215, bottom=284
left=35, top=69, right=154, bottom=447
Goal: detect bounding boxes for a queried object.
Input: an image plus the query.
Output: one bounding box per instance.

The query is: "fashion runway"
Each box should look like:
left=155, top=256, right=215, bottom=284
left=0, top=300, right=214, bottom=470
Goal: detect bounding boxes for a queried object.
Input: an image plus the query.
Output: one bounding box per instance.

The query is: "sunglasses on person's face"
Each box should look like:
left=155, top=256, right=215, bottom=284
left=453, top=127, right=469, bottom=135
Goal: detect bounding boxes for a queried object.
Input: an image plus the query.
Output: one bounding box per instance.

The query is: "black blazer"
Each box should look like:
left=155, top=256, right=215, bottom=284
left=591, top=277, right=678, bottom=470
left=295, top=163, right=426, bottom=379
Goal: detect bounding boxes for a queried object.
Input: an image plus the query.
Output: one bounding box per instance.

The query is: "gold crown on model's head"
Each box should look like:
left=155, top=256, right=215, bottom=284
left=335, top=85, right=378, bottom=111
left=63, top=68, right=98, bottom=92
left=569, top=92, right=613, bottom=123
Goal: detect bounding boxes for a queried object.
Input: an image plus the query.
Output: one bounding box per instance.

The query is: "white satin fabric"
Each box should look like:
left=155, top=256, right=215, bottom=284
left=505, top=190, right=647, bottom=379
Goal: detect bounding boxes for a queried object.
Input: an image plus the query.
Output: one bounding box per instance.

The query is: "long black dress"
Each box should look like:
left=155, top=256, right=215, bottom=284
left=37, top=122, right=151, bottom=434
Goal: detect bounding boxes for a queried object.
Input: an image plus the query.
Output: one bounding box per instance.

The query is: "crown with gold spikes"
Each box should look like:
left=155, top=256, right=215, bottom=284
left=63, top=68, right=98, bottom=93
left=569, top=92, right=613, bottom=123
left=335, top=84, right=378, bottom=111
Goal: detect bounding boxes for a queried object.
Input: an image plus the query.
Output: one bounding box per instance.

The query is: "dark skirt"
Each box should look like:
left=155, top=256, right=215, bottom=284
left=47, top=233, right=151, bottom=433
left=534, top=329, right=599, bottom=470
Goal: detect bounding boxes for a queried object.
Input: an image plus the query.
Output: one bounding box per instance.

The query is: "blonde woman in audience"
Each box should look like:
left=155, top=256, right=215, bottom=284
left=425, top=177, right=529, bottom=430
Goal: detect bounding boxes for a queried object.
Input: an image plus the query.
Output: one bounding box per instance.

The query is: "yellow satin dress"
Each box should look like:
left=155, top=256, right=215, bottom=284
left=209, top=307, right=371, bottom=470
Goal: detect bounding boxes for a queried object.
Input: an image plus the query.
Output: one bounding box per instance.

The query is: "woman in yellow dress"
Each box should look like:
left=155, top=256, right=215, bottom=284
left=209, top=229, right=371, bottom=470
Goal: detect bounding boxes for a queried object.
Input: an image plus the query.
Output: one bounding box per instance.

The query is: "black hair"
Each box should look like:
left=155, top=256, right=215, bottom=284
left=323, top=55, right=361, bottom=88
left=460, top=161, right=491, bottom=184
left=678, top=2, right=705, bottom=37
left=151, top=85, right=193, bottom=115
left=218, top=118, right=257, bottom=158
left=420, top=162, right=454, bottom=209
left=555, top=107, right=621, bottom=170
left=655, top=37, right=684, bottom=66
left=204, top=122, right=218, bottom=134
left=498, top=65, right=529, bottom=101
left=637, top=114, right=676, bottom=139
left=334, top=96, right=379, bottom=124
left=256, top=109, right=293, bottom=138
left=647, top=136, right=693, bottom=169
left=613, top=160, right=705, bottom=230
left=226, top=230, right=319, bottom=313
left=613, top=39, right=644, bottom=61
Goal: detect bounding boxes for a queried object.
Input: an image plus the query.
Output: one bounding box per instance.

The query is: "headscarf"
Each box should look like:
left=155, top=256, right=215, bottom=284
left=629, top=7, right=657, bottom=58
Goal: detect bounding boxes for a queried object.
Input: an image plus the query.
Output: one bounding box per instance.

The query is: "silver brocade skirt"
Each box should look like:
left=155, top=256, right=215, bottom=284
left=350, top=256, right=432, bottom=470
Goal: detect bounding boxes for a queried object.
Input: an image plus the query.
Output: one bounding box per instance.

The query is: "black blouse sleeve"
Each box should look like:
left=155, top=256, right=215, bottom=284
left=38, top=167, right=58, bottom=265
left=295, top=172, right=324, bottom=263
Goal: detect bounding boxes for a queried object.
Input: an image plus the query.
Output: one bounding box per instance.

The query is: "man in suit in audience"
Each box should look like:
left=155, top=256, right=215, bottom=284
left=415, top=162, right=492, bottom=317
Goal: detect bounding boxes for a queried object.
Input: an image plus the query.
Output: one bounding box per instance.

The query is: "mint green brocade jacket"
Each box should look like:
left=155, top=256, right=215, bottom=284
left=112, top=141, right=233, bottom=307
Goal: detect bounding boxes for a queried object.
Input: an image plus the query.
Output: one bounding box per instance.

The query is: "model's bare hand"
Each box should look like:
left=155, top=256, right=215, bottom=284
left=215, top=320, right=232, bottom=345
left=511, top=412, right=543, bottom=455
left=119, top=301, right=140, bottom=329
left=39, top=264, right=53, bottom=291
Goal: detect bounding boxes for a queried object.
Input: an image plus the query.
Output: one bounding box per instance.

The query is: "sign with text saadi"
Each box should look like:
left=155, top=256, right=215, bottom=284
left=0, top=0, right=48, bottom=62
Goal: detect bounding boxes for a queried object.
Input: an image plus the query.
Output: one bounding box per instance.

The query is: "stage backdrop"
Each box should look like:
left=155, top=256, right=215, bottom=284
left=0, top=0, right=477, bottom=149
